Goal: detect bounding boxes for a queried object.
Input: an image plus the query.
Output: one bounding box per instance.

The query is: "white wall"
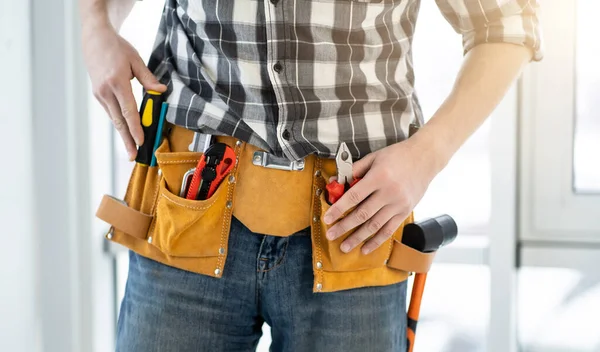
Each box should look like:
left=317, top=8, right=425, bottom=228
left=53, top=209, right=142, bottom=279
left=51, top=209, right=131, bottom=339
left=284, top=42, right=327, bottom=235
left=0, top=1, right=41, bottom=351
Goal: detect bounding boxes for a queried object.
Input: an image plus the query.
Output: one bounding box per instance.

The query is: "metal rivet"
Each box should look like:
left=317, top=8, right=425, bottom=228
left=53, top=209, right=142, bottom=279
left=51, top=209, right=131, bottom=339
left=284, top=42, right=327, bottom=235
left=228, top=175, right=236, bottom=183
left=384, top=259, right=389, bottom=265
left=316, top=283, right=323, bottom=291
left=297, top=161, right=305, bottom=167
left=147, top=236, right=153, bottom=244
left=226, top=201, right=233, bottom=209
left=313, top=215, right=319, bottom=223
left=236, top=140, right=243, bottom=146
left=219, top=247, right=225, bottom=255
left=341, top=151, right=349, bottom=161
left=314, top=170, right=321, bottom=177
left=253, top=155, right=262, bottom=163
left=214, top=268, right=221, bottom=276
left=106, top=232, right=113, bottom=240
left=316, top=261, right=322, bottom=269
left=316, top=188, right=322, bottom=196
left=157, top=169, right=162, bottom=177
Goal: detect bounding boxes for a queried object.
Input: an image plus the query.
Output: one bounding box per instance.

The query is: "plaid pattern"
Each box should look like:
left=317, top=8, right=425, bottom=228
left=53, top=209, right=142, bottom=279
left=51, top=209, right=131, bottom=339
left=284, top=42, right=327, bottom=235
left=148, top=0, right=543, bottom=161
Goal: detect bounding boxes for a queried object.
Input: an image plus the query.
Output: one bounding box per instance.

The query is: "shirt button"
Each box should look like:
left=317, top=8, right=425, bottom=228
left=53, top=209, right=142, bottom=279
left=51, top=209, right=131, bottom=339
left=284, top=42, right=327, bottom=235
left=282, top=129, right=291, bottom=140
left=273, top=62, right=283, bottom=73
left=270, top=0, right=279, bottom=4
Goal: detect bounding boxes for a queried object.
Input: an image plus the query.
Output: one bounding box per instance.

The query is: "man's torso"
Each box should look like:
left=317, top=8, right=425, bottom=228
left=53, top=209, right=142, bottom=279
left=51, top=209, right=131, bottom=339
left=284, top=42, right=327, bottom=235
left=148, top=0, right=424, bottom=160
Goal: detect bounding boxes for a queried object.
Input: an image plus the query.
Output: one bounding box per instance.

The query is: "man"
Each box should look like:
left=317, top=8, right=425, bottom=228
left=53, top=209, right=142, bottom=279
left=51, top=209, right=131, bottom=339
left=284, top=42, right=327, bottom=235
left=82, top=0, right=542, bottom=351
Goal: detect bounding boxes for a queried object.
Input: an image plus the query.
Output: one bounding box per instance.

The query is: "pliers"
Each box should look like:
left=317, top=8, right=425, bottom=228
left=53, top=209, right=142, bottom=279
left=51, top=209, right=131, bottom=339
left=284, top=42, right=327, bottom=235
left=186, top=143, right=236, bottom=200
left=326, top=142, right=360, bottom=204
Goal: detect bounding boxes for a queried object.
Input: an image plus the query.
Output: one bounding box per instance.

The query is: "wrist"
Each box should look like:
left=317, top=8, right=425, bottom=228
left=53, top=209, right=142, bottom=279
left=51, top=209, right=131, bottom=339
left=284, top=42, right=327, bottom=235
left=405, top=122, right=456, bottom=176
left=81, top=15, right=116, bottom=43
left=81, top=8, right=112, bottom=34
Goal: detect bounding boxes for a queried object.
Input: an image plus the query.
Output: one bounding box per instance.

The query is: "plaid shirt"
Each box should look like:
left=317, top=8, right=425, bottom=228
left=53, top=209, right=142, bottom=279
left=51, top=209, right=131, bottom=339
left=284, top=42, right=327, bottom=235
left=148, top=0, right=543, bottom=161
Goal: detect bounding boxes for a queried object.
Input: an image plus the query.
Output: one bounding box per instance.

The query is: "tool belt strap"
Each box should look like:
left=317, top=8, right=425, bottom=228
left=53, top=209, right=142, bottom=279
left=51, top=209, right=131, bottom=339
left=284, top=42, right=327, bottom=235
left=387, top=240, right=436, bottom=273
left=96, top=195, right=152, bottom=240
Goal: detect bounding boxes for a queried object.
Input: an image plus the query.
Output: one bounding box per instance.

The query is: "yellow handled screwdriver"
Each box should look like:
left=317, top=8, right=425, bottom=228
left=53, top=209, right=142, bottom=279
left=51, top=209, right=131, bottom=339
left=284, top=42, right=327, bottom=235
left=135, top=90, right=167, bottom=166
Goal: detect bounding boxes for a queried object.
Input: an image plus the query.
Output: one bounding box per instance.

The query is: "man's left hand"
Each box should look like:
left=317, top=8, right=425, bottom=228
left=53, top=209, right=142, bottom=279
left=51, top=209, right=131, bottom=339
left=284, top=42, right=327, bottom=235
left=323, top=137, right=444, bottom=254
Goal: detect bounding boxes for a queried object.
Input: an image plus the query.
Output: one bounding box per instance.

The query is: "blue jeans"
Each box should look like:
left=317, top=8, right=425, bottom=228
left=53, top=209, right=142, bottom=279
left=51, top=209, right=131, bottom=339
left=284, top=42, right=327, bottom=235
left=116, top=217, right=407, bottom=352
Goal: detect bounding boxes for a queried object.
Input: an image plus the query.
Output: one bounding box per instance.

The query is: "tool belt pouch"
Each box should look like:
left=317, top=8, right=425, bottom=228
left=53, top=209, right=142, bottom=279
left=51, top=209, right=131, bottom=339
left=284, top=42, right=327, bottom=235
left=315, top=165, right=436, bottom=275
left=96, top=131, right=238, bottom=277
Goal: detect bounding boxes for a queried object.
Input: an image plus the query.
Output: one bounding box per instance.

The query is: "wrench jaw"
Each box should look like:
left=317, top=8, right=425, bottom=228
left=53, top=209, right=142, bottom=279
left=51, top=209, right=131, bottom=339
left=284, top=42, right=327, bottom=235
left=335, top=142, right=354, bottom=186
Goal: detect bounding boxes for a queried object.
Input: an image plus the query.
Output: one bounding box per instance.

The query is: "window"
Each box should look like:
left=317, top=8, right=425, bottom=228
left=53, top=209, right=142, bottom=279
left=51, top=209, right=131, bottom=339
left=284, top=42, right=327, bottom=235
left=574, top=0, right=600, bottom=193
left=517, top=1, right=600, bottom=351
left=519, top=0, right=600, bottom=241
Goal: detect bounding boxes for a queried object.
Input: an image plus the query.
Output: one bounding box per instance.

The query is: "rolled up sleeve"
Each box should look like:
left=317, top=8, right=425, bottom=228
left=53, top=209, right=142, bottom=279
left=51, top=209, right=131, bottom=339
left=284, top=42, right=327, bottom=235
left=435, top=0, right=544, bottom=61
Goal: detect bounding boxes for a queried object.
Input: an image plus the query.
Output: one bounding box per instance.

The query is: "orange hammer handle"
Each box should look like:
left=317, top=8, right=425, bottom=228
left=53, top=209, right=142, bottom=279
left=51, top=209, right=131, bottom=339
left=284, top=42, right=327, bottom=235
left=407, top=273, right=427, bottom=352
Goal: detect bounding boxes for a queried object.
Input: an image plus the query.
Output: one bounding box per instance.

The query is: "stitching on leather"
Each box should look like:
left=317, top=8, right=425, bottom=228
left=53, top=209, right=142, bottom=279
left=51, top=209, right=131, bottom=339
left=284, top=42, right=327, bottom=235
left=216, top=141, right=243, bottom=274
left=147, top=215, right=157, bottom=244
left=313, top=158, right=324, bottom=288
left=149, top=171, right=162, bottom=215
left=159, top=191, right=220, bottom=210
left=157, top=159, right=199, bottom=164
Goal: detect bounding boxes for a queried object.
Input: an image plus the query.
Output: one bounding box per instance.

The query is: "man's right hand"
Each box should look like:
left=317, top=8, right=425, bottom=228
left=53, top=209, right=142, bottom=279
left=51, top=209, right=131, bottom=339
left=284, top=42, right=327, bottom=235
left=82, top=23, right=167, bottom=160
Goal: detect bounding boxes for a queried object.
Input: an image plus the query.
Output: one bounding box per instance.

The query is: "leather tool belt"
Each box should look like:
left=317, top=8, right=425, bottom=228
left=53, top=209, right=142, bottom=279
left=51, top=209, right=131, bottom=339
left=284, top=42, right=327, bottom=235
left=96, top=124, right=437, bottom=292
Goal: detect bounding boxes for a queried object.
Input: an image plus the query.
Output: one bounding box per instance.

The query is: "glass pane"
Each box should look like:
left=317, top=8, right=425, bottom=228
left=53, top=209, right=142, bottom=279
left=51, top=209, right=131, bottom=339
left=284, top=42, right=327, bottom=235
left=574, top=1, right=600, bottom=193
left=412, top=264, right=489, bottom=352
left=518, top=267, right=600, bottom=351
left=412, top=1, right=491, bottom=235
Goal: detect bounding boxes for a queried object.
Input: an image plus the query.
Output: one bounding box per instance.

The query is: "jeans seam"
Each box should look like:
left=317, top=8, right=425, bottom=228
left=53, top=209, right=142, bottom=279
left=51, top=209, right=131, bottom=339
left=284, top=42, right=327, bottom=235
left=257, top=238, right=289, bottom=273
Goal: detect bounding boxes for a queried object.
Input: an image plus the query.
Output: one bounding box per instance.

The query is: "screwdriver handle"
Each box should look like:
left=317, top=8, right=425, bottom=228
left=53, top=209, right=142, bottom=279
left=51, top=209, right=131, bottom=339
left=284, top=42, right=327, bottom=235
left=135, top=90, right=165, bottom=166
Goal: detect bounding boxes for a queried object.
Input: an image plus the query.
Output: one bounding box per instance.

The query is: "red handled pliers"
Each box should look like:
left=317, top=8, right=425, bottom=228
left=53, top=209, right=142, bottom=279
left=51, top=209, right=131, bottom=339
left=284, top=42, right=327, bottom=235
left=326, top=142, right=360, bottom=204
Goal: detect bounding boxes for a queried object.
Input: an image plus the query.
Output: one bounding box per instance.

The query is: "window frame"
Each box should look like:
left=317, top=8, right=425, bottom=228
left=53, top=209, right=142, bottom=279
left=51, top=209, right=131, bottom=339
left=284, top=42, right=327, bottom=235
left=519, top=0, right=600, bottom=244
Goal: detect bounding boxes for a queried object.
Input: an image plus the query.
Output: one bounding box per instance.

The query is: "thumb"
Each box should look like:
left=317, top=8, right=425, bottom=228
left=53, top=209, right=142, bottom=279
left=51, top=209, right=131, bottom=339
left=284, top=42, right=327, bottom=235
left=132, top=58, right=167, bottom=93
left=352, top=152, right=376, bottom=179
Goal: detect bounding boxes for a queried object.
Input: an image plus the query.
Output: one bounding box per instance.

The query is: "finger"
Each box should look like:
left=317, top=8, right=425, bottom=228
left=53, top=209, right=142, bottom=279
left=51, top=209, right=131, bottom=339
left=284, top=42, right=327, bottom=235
left=131, top=56, right=167, bottom=92
left=324, top=176, right=375, bottom=225
left=340, top=205, right=397, bottom=253
left=326, top=191, right=385, bottom=241
left=361, top=214, right=408, bottom=255
left=104, top=94, right=138, bottom=161
left=352, top=151, right=376, bottom=179
left=113, top=82, right=144, bottom=146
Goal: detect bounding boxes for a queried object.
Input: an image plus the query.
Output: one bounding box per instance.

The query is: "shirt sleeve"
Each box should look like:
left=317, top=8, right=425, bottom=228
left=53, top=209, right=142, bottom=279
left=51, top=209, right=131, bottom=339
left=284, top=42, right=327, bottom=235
left=435, top=0, right=544, bottom=61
